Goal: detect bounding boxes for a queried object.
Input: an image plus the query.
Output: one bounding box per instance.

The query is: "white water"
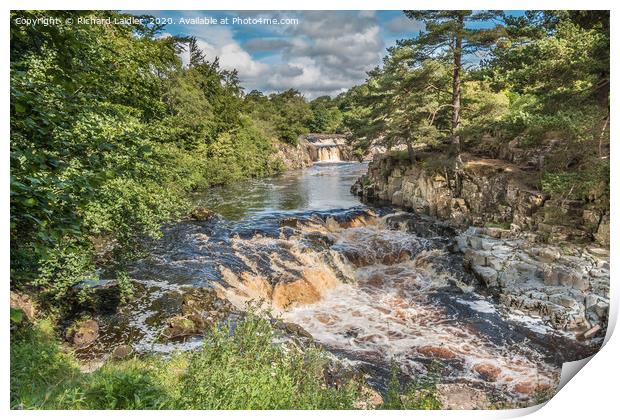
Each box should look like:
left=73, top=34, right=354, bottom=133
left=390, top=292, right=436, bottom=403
left=215, top=214, right=562, bottom=397
left=91, top=162, right=588, bottom=403
left=317, top=146, right=342, bottom=162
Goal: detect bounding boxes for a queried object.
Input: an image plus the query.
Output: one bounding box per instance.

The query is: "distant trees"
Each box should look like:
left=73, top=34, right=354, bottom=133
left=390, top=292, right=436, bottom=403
left=308, top=96, right=344, bottom=133
left=243, top=89, right=310, bottom=144
left=243, top=89, right=346, bottom=144
left=269, top=89, right=313, bottom=143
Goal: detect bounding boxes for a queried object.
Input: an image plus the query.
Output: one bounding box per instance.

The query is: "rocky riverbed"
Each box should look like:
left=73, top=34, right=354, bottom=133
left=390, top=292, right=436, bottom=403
left=56, top=160, right=607, bottom=409
left=351, top=152, right=610, bottom=340
left=457, top=226, right=609, bottom=334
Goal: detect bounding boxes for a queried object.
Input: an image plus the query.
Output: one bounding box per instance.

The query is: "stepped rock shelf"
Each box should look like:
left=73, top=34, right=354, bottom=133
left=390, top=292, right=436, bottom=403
left=273, top=134, right=355, bottom=169
left=352, top=152, right=610, bottom=338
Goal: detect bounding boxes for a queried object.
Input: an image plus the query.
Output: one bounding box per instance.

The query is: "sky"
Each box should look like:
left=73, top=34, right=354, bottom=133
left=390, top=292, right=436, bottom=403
left=130, top=10, right=518, bottom=99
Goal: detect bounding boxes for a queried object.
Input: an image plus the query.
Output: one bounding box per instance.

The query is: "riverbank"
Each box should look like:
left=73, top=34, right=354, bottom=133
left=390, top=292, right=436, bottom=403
left=11, top=161, right=603, bottom=410
left=351, top=150, right=609, bottom=341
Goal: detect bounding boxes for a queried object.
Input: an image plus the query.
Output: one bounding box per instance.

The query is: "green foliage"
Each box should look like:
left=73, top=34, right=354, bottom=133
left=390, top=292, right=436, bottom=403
left=309, top=96, right=345, bottom=133
left=488, top=17, right=609, bottom=109
left=203, top=117, right=284, bottom=185
left=173, top=315, right=361, bottom=409
left=344, top=53, right=453, bottom=158
left=541, top=160, right=609, bottom=203
left=33, top=238, right=96, bottom=304
left=244, top=89, right=314, bottom=144
left=11, top=316, right=367, bottom=409
left=382, top=363, right=441, bottom=410
left=459, top=81, right=510, bottom=135
left=341, top=10, right=608, bottom=211
left=10, top=308, right=25, bottom=325
left=10, top=12, right=285, bottom=305
left=11, top=319, right=83, bottom=409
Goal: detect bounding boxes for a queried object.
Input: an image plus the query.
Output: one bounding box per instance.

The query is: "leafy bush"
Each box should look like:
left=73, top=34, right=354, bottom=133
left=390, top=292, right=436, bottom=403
left=10, top=11, right=286, bottom=305
left=382, top=363, right=441, bottom=410
left=541, top=159, right=609, bottom=202
left=204, top=118, right=284, bottom=186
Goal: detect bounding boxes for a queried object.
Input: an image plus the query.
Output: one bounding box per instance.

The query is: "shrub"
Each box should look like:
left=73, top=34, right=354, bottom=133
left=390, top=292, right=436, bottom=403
left=382, top=363, right=441, bottom=410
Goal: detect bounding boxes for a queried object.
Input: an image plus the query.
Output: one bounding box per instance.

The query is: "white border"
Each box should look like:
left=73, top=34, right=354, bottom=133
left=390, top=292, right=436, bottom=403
left=2, top=1, right=618, bottom=419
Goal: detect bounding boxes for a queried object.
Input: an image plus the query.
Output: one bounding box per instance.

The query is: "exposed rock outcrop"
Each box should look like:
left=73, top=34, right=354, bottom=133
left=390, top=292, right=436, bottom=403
left=457, top=226, right=609, bottom=332
left=10, top=291, right=36, bottom=323
left=303, top=134, right=354, bottom=162
left=351, top=152, right=609, bottom=334
left=272, top=134, right=356, bottom=170
left=67, top=319, right=100, bottom=348
left=190, top=207, right=217, bottom=221
left=272, top=139, right=315, bottom=170
left=161, top=287, right=234, bottom=341
left=351, top=153, right=609, bottom=245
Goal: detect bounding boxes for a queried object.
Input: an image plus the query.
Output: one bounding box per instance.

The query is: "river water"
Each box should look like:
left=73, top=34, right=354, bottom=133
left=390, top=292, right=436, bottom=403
left=84, top=162, right=594, bottom=400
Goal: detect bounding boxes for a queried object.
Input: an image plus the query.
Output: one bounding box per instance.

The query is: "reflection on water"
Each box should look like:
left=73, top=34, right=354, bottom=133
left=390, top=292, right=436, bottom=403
left=194, top=162, right=368, bottom=220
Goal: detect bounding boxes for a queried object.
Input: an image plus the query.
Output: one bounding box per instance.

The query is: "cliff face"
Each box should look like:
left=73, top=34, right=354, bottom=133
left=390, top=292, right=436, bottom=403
left=352, top=152, right=610, bottom=334
left=273, top=134, right=356, bottom=170
left=272, top=139, right=314, bottom=170
left=351, top=152, right=609, bottom=246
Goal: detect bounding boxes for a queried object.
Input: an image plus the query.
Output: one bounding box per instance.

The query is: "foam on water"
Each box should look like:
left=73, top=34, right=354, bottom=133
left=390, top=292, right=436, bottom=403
left=212, top=215, right=563, bottom=397
left=82, top=163, right=593, bottom=402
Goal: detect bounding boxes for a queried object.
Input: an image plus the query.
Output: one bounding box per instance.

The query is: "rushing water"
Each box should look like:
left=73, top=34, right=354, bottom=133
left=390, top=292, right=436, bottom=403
left=84, top=162, right=594, bottom=400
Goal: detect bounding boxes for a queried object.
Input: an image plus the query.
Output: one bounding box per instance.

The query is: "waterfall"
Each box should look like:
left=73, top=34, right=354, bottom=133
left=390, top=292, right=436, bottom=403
left=317, top=146, right=341, bottom=162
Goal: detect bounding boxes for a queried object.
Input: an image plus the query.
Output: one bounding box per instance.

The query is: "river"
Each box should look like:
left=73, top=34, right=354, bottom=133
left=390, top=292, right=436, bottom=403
left=81, top=161, right=594, bottom=401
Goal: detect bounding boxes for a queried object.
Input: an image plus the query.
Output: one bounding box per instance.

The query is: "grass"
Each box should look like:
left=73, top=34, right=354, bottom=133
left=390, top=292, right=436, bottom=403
left=11, top=315, right=367, bottom=409
left=382, top=362, right=442, bottom=410
left=484, top=221, right=512, bottom=230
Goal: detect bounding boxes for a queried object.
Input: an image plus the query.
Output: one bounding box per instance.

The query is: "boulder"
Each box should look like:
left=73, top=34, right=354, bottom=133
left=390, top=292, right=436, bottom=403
left=594, top=215, right=610, bottom=246
left=68, top=319, right=99, bottom=348
left=72, top=278, right=121, bottom=314
left=190, top=207, right=216, bottom=221
left=437, top=383, right=490, bottom=409
left=10, top=291, right=36, bottom=323
left=112, top=344, right=134, bottom=360
left=473, top=363, right=502, bottom=382
left=161, top=316, right=197, bottom=340
left=417, top=345, right=457, bottom=359
left=282, top=321, right=313, bottom=339
left=471, top=265, right=499, bottom=287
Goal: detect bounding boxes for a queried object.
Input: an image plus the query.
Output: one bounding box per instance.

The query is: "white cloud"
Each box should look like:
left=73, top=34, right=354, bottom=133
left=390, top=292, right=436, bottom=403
left=171, top=11, right=388, bottom=98
left=385, top=15, right=425, bottom=34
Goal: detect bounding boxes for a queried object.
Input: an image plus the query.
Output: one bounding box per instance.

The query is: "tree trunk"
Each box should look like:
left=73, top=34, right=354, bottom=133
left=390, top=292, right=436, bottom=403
left=451, top=23, right=463, bottom=149
left=407, top=141, right=415, bottom=163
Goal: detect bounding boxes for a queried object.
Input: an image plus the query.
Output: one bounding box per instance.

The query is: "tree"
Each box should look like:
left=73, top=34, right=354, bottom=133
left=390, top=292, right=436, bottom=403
left=10, top=11, right=283, bottom=304
left=345, top=47, right=452, bottom=162
left=308, top=96, right=343, bottom=133
left=402, top=11, right=505, bottom=148
left=497, top=11, right=609, bottom=111
left=268, top=89, right=313, bottom=144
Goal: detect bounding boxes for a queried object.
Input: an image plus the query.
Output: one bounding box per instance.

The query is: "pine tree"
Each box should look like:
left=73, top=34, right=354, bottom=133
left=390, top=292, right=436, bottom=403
left=402, top=11, right=505, bottom=148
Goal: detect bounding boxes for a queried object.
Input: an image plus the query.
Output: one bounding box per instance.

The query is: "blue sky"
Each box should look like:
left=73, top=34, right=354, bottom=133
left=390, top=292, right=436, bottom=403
left=129, top=10, right=521, bottom=98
